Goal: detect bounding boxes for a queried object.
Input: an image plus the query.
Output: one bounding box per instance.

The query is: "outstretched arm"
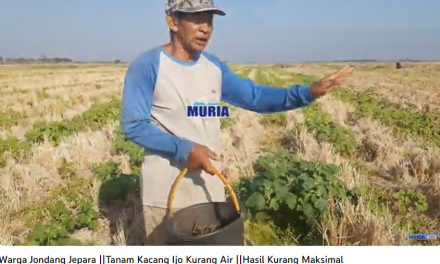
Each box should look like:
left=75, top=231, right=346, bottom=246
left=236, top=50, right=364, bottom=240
left=219, top=64, right=316, bottom=113
left=121, top=58, right=195, bottom=163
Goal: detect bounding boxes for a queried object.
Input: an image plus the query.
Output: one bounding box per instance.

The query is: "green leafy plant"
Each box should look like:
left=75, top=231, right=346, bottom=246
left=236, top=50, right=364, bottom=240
left=301, top=102, right=358, bottom=156
left=392, top=189, right=428, bottom=214
left=0, top=109, right=24, bottom=130
left=0, top=137, right=31, bottom=167
left=25, top=99, right=121, bottom=146
left=93, top=162, right=140, bottom=204
left=111, top=126, right=144, bottom=175
left=17, top=198, right=99, bottom=246
left=353, top=186, right=390, bottom=216
left=235, top=148, right=354, bottom=244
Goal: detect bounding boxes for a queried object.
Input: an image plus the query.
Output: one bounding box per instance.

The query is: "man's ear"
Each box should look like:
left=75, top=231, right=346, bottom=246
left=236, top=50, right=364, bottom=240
left=166, top=14, right=178, bottom=33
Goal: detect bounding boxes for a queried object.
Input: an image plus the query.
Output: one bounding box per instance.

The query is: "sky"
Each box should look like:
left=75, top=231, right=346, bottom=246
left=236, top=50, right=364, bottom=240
left=1, top=0, right=439, bottom=63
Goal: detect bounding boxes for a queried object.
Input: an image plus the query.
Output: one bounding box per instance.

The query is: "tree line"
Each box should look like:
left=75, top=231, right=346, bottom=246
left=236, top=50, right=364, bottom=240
left=0, top=56, right=123, bottom=64
left=0, top=56, right=72, bottom=63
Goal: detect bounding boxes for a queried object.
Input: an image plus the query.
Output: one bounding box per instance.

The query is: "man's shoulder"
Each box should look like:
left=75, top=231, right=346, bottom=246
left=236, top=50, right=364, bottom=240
left=124, top=47, right=163, bottom=81
left=129, top=46, right=163, bottom=67
left=201, top=51, right=221, bottom=64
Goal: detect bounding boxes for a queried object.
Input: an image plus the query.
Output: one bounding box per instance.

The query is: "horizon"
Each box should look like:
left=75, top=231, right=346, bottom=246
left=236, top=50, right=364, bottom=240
left=1, top=0, right=439, bottom=63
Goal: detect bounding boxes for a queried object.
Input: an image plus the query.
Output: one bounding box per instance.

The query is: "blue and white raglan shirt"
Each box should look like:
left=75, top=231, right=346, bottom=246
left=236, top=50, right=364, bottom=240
left=122, top=47, right=316, bottom=209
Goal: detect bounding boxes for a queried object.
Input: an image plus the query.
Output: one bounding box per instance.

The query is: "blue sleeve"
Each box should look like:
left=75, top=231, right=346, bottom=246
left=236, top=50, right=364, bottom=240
left=202, top=53, right=316, bottom=113
left=121, top=50, right=195, bottom=163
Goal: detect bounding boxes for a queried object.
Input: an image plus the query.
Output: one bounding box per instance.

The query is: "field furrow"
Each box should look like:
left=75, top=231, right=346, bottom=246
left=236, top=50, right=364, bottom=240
left=319, top=95, right=440, bottom=189
left=284, top=63, right=440, bottom=112
left=0, top=84, right=124, bottom=139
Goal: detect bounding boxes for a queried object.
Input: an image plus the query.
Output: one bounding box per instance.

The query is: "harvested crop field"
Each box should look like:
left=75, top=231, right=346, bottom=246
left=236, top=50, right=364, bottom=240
left=1, top=62, right=439, bottom=246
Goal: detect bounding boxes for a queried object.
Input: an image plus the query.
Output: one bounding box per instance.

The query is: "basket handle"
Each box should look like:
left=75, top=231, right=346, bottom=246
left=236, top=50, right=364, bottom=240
left=167, top=166, right=241, bottom=217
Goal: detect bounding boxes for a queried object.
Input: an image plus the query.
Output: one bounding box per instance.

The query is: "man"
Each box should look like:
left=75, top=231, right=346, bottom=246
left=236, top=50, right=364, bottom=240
left=122, top=0, right=353, bottom=245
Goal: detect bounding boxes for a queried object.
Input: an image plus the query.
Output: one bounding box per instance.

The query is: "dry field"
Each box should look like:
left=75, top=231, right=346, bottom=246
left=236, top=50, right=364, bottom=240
left=0, top=62, right=439, bottom=246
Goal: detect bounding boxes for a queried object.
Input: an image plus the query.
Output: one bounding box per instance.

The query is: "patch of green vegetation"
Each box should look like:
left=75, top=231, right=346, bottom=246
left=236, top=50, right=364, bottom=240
left=392, top=189, right=429, bottom=214
left=92, top=161, right=140, bottom=204
left=237, top=68, right=252, bottom=79
left=290, top=73, right=317, bottom=85
left=0, top=137, right=31, bottom=167
left=221, top=117, right=237, bottom=129
left=301, top=102, right=358, bottom=157
left=111, top=126, right=144, bottom=175
left=7, top=173, right=93, bottom=229
left=245, top=221, right=296, bottom=246
left=394, top=217, right=438, bottom=245
left=219, top=101, right=237, bottom=129
left=253, top=72, right=290, bottom=127
left=260, top=112, right=287, bottom=127
left=56, top=159, right=77, bottom=179
left=353, top=186, right=390, bottom=216
left=265, top=72, right=285, bottom=87
left=0, top=109, right=25, bottom=130
left=334, top=87, right=440, bottom=147
left=16, top=198, right=99, bottom=246
left=9, top=201, right=54, bottom=228
left=0, top=96, right=122, bottom=168
left=25, top=98, right=121, bottom=146
left=234, top=148, right=356, bottom=245
left=254, top=70, right=271, bottom=85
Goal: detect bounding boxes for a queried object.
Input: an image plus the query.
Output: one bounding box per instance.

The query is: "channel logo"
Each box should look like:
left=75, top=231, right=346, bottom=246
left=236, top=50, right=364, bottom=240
left=408, top=234, right=437, bottom=240
left=187, top=102, right=230, bottom=118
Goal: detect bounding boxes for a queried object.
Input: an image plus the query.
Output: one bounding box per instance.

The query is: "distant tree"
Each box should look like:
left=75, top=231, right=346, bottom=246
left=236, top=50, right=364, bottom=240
left=114, top=59, right=121, bottom=64
left=396, top=62, right=402, bottom=69
left=16, top=58, right=27, bottom=63
left=0, top=56, right=3, bottom=63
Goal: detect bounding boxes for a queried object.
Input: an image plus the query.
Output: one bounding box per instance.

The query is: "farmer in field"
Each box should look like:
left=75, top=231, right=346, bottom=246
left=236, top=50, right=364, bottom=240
left=121, top=0, right=353, bottom=245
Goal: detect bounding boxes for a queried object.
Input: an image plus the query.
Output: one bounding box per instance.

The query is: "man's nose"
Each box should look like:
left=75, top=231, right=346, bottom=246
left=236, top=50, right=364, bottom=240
left=199, top=25, right=212, bottom=34
left=199, top=20, right=212, bottom=33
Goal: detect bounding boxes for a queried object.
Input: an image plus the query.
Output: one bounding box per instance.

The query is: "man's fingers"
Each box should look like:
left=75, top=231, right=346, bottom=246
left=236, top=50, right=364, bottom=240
left=325, top=66, right=353, bottom=88
left=322, top=74, right=337, bottom=82
left=202, top=160, right=216, bottom=175
left=207, top=148, right=219, bottom=161
left=338, top=65, right=350, bottom=73
left=336, top=65, right=350, bottom=75
left=326, top=65, right=353, bottom=80
left=340, top=67, right=354, bottom=78
left=221, top=168, right=229, bottom=179
left=322, top=65, right=353, bottom=83
left=335, top=65, right=354, bottom=79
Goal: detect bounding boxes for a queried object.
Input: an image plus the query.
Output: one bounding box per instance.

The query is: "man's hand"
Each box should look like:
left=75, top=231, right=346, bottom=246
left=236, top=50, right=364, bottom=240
left=187, top=143, right=219, bottom=175
left=309, top=65, right=354, bottom=99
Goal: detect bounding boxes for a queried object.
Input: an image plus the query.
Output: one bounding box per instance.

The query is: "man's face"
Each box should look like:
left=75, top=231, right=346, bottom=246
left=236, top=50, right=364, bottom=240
left=172, top=11, right=214, bottom=52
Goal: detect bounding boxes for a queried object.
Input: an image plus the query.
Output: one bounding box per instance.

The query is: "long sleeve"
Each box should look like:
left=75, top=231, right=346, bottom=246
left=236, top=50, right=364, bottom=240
left=202, top=53, right=316, bottom=113
left=221, top=66, right=316, bottom=113
left=121, top=52, right=195, bottom=163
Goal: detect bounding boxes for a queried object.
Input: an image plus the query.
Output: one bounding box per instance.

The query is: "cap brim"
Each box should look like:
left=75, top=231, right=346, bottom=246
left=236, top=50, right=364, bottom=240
left=178, top=6, right=226, bottom=16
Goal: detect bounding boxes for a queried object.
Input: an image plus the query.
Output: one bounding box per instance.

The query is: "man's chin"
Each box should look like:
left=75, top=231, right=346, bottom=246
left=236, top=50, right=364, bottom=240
left=191, top=42, right=208, bottom=52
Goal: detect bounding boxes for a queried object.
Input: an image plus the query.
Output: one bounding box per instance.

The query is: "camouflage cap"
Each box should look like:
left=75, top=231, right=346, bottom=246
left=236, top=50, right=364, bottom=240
left=165, top=0, right=226, bottom=16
